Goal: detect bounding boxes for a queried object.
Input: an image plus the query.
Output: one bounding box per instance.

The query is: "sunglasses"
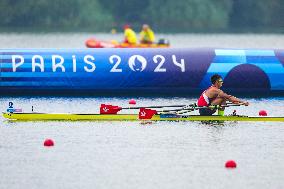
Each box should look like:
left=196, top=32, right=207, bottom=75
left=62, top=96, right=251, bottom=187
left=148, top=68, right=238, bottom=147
left=218, top=79, right=223, bottom=83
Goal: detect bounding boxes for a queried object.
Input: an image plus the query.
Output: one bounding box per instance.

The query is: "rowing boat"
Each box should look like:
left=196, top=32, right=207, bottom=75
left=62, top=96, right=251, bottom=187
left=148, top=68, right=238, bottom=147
left=3, top=112, right=284, bottom=122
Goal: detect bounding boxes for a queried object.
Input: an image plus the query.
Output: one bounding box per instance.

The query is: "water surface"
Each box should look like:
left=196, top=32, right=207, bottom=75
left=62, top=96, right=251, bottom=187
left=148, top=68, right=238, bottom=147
left=0, top=97, right=284, bottom=189
left=0, top=33, right=284, bottom=189
left=0, top=33, right=284, bottom=49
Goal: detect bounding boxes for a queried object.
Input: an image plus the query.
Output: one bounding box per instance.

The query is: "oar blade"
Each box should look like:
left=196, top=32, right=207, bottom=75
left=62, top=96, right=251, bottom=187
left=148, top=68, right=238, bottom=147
left=100, top=104, right=122, bottom=114
left=139, top=108, right=157, bottom=119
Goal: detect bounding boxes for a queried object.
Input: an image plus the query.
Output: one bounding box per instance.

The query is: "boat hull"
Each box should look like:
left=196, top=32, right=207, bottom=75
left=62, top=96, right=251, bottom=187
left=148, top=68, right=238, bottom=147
left=85, top=38, right=170, bottom=48
left=3, top=113, right=284, bottom=122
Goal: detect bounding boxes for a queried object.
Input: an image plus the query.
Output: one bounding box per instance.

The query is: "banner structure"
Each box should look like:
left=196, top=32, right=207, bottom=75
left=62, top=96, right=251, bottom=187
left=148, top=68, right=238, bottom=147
left=0, top=48, right=283, bottom=96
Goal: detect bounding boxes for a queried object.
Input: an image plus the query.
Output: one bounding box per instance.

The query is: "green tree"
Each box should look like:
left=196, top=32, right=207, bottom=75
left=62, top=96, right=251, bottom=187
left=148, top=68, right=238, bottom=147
left=0, top=0, right=113, bottom=30
left=99, top=0, right=149, bottom=24
left=142, top=0, right=232, bottom=31
left=77, top=0, right=114, bottom=28
left=230, top=0, right=284, bottom=30
left=0, top=0, right=283, bottom=32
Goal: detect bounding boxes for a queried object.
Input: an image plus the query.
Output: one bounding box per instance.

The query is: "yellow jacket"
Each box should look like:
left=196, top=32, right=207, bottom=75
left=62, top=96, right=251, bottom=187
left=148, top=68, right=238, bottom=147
left=124, top=28, right=137, bottom=44
left=140, top=28, right=155, bottom=43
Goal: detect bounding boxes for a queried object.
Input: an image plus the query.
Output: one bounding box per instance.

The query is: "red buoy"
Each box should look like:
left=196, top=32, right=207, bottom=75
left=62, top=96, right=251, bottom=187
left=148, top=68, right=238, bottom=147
left=225, top=160, right=237, bottom=168
left=259, top=110, right=268, bottom=116
left=44, top=139, right=54, bottom=147
left=129, top=99, right=136, bottom=105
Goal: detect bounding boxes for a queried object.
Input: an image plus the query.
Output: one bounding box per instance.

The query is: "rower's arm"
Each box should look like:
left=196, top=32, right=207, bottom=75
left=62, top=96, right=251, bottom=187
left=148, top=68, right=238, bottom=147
left=217, top=90, right=249, bottom=105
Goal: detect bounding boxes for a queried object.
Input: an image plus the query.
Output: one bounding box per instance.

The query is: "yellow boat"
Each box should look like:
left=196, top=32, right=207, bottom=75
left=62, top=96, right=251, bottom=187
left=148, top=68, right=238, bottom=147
left=3, top=112, right=284, bottom=122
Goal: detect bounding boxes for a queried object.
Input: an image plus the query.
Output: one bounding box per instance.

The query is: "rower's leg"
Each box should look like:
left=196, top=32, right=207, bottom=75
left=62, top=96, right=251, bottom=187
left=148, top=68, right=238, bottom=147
left=211, top=97, right=226, bottom=106
left=211, top=97, right=226, bottom=116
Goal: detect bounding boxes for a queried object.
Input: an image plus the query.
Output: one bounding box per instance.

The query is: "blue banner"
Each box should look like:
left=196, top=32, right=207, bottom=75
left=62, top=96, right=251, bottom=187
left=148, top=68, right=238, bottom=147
left=0, top=48, right=283, bottom=95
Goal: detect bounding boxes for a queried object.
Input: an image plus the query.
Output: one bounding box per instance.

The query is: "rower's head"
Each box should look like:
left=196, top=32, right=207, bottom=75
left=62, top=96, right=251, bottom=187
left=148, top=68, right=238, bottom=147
left=123, top=24, right=130, bottom=30
left=142, top=24, right=149, bottom=31
left=211, top=74, right=223, bottom=88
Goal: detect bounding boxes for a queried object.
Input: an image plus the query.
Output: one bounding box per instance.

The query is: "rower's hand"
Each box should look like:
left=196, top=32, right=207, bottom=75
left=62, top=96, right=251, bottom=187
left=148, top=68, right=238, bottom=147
left=243, top=101, right=249, bottom=106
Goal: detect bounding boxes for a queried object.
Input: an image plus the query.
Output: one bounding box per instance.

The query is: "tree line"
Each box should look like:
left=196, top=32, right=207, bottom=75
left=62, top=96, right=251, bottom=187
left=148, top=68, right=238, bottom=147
left=0, top=0, right=283, bottom=32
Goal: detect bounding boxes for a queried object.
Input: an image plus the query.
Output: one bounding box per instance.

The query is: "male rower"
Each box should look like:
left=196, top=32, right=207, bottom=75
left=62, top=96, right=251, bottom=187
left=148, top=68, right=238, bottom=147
left=197, top=74, right=249, bottom=116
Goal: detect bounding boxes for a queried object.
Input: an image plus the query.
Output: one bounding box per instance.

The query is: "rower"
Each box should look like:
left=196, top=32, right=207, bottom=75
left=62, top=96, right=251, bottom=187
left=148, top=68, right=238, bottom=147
left=197, top=74, right=249, bottom=116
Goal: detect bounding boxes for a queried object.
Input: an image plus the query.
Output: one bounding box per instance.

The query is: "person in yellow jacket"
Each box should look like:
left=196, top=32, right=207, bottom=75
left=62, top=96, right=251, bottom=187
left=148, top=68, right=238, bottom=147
left=123, top=24, right=137, bottom=44
left=140, top=24, right=155, bottom=44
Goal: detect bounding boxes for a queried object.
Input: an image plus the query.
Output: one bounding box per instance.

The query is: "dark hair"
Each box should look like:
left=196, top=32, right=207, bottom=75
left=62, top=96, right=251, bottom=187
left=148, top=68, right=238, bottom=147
left=211, top=74, right=222, bottom=84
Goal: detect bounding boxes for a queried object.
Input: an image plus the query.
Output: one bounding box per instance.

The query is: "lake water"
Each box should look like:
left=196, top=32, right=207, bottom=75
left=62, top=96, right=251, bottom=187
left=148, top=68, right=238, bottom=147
left=0, top=33, right=284, bottom=189
left=0, top=33, right=284, bottom=49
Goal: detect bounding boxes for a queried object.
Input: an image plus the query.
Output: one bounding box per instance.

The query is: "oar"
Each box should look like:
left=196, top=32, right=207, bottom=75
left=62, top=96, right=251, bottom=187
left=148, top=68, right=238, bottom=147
left=103, top=102, right=236, bottom=111
left=210, top=102, right=247, bottom=109
left=158, top=102, right=247, bottom=114
left=121, top=103, right=196, bottom=109
left=138, top=102, right=248, bottom=119
left=100, top=103, right=197, bottom=114
left=100, top=103, right=198, bottom=115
